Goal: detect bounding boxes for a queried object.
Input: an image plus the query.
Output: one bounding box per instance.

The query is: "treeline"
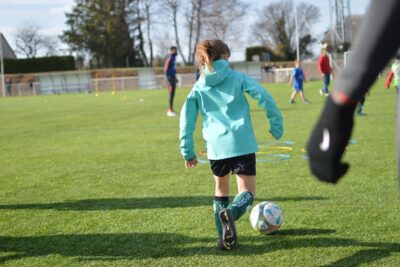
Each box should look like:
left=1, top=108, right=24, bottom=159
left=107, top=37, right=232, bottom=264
left=4, top=56, right=75, bottom=74
left=60, top=0, right=248, bottom=68
left=8, top=0, right=322, bottom=73
left=60, top=0, right=320, bottom=69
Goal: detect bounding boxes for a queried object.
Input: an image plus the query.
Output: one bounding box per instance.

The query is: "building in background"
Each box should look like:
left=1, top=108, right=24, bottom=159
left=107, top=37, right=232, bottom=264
left=0, top=33, right=17, bottom=59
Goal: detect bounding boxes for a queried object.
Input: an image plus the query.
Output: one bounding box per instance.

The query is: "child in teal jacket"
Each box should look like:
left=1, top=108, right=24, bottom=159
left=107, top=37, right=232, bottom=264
left=179, top=40, right=283, bottom=250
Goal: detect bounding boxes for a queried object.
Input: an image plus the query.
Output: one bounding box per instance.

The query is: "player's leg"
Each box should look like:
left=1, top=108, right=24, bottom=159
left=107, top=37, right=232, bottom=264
left=167, top=76, right=177, bottom=116
left=215, top=175, right=235, bottom=250
left=169, top=76, right=177, bottom=110
left=210, top=159, right=233, bottom=250
left=324, top=74, right=330, bottom=95
left=320, top=75, right=327, bottom=95
left=218, top=172, right=255, bottom=250
left=299, top=91, right=310, bottom=103
left=289, top=91, right=297, bottom=103
left=214, top=174, right=230, bottom=239
left=230, top=174, right=255, bottom=219
left=214, top=174, right=230, bottom=196
left=228, top=153, right=256, bottom=220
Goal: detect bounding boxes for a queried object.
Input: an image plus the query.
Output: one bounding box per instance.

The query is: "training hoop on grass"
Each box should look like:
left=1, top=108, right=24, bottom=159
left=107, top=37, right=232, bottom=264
left=256, top=153, right=291, bottom=162
left=258, top=140, right=294, bottom=148
left=197, top=157, right=209, bottom=164
left=196, top=151, right=291, bottom=164
left=301, top=139, right=357, bottom=160
left=257, top=146, right=293, bottom=154
left=197, top=151, right=209, bottom=163
left=196, top=140, right=294, bottom=164
left=198, top=151, right=207, bottom=157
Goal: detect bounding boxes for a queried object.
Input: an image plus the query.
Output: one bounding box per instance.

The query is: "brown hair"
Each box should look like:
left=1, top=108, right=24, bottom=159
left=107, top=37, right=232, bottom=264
left=196, top=40, right=230, bottom=73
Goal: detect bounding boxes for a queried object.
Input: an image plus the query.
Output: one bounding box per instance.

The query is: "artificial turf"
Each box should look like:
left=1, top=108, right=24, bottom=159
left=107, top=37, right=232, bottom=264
left=0, top=80, right=399, bottom=266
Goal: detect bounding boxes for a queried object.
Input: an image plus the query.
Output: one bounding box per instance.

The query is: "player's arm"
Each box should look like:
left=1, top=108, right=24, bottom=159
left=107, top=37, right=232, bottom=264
left=164, top=56, right=172, bottom=75
left=289, top=70, right=294, bottom=86
left=179, top=89, right=199, bottom=168
left=317, top=57, right=324, bottom=75
left=307, top=0, right=400, bottom=184
left=243, top=74, right=283, bottom=140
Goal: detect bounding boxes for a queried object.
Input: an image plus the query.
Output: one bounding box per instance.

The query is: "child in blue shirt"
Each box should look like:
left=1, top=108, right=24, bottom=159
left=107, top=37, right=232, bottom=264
left=289, top=60, right=310, bottom=104
left=179, top=39, right=283, bottom=250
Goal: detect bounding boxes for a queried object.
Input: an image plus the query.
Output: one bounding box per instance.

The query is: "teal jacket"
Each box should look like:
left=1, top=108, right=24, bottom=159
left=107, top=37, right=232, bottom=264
left=179, top=60, right=283, bottom=160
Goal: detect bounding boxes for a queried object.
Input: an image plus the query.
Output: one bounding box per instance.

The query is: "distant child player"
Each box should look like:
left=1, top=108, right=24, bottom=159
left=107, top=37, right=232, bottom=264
left=385, top=55, right=400, bottom=93
left=179, top=40, right=283, bottom=250
left=289, top=60, right=310, bottom=104
left=165, top=46, right=178, bottom=116
left=318, top=47, right=332, bottom=96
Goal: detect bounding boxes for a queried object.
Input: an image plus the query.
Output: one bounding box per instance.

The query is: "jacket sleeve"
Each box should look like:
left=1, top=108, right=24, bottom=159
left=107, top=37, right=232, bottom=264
left=164, top=56, right=171, bottom=75
left=328, top=57, right=332, bottom=73
left=386, top=70, right=394, bottom=89
left=242, top=75, right=283, bottom=140
left=179, top=89, right=199, bottom=160
left=317, top=56, right=323, bottom=74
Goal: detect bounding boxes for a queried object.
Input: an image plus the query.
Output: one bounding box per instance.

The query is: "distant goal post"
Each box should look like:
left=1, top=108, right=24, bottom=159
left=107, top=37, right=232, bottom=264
left=344, top=51, right=352, bottom=66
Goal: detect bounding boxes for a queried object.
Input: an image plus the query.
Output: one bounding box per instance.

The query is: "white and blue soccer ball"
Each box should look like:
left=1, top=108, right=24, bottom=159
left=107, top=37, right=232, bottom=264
left=250, top=201, right=283, bottom=234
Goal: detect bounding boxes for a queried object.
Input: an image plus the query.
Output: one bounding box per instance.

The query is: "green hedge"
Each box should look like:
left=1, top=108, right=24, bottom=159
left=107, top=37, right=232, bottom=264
left=4, top=56, right=76, bottom=74
left=245, top=46, right=285, bottom=62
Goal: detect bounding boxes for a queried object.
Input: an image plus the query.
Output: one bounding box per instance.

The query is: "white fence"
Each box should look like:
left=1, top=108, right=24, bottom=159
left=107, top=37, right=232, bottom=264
left=0, top=72, right=285, bottom=96
left=1, top=60, right=341, bottom=97
left=91, top=73, right=198, bottom=94
left=1, top=82, right=41, bottom=96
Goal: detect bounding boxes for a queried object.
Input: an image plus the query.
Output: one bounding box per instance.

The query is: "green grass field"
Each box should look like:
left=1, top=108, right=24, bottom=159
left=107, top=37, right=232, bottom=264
left=1, top=80, right=400, bottom=266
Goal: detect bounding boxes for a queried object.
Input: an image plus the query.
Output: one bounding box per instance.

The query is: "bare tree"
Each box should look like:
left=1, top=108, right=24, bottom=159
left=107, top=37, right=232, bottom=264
left=251, top=0, right=320, bottom=60
left=185, top=0, right=196, bottom=65
left=41, top=36, right=60, bottom=57
left=161, top=0, right=188, bottom=65
left=160, top=0, right=247, bottom=65
left=202, top=0, right=248, bottom=42
left=143, top=0, right=154, bottom=66
left=126, top=0, right=159, bottom=66
left=14, top=21, right=59, bottom=58
left=127, top=0, right=149, bottom=66
left=154, top=31, right=173, bottom=58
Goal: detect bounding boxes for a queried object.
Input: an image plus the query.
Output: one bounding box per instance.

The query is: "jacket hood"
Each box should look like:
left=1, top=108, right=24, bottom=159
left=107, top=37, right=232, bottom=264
left=200, top=59, right=232, bottom=87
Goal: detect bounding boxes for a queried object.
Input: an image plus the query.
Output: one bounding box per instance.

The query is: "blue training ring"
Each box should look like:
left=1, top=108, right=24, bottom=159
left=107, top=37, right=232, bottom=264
left=258, top=140, right=294, bottom=148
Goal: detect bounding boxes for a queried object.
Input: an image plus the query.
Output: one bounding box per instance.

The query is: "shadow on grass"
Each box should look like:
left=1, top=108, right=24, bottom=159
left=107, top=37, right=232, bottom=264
left=0, top=230, right=399, bottom=266
left=0, top=196, right=327, bottom=211
left=238, top=235, right=400, bottom=266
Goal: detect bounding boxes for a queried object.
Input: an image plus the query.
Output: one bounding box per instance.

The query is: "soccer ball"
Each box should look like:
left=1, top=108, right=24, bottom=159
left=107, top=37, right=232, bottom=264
left=250, top=201, right=283, bottom=234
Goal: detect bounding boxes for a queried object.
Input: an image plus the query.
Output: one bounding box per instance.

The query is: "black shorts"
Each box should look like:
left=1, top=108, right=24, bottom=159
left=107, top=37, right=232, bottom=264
left=209, top=153, right=256, bottom=177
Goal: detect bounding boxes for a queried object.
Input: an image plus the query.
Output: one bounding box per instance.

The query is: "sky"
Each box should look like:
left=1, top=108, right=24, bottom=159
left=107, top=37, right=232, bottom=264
left=0, top=0, right=371, bottom=61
